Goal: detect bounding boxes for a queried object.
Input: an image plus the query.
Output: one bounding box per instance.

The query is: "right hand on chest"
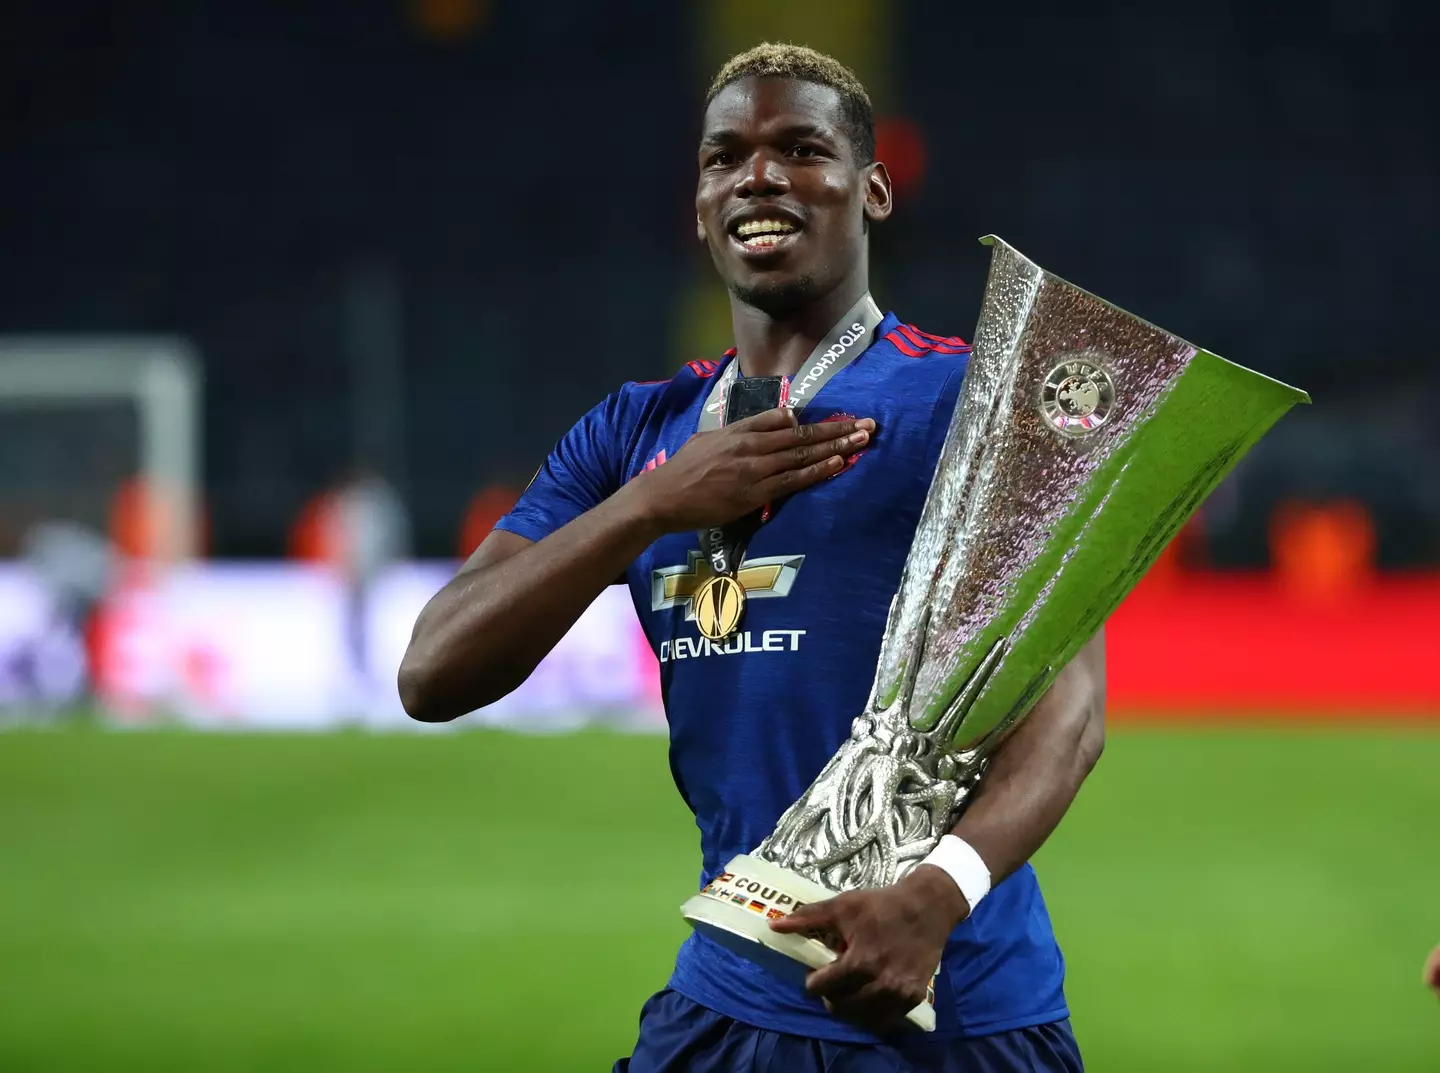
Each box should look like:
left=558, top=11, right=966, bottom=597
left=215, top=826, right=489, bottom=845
left=632, top=407, right=875, bottom=533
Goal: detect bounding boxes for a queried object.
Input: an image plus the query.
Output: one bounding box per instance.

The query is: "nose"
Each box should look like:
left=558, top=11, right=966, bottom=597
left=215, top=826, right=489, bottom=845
left=734, top=149, right=790, bottom=199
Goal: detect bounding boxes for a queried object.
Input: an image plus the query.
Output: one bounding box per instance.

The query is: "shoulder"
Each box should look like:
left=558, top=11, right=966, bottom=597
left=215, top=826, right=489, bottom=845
left=855, top=320, right=970, bottom=451
left=575, top=353, right=728, bottom=461
left=610, top=353, right=730, bottom=416
left=878, top=322, right=971, bottom=362
left=622, top=354, right=728, bottom=395
left=867, top=318, right=970, bottom=399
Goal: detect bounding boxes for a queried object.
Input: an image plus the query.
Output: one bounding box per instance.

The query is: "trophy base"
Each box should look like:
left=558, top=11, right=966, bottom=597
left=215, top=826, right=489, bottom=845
left=680, top=853, right=937, bottom=1033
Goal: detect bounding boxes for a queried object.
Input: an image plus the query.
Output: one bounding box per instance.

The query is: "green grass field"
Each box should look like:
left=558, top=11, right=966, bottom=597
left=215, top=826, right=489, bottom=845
left=1, top=726, right=1437, bottom=1072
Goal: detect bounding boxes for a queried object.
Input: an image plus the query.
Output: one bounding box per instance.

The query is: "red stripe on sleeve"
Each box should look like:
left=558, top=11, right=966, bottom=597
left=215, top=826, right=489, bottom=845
left=901, top=324, right=970, bottom=354
left=686, top=360, right=719, bottom=378
left=907, top=325, right=970, bottom=348
left=884, top=329, right=926, bottom=357
left=894, top=324, right=931, bottom=350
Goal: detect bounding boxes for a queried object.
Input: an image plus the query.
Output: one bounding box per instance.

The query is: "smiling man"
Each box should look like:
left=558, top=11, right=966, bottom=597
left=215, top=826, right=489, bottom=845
left=399, top=44, right=1104, bottom=1073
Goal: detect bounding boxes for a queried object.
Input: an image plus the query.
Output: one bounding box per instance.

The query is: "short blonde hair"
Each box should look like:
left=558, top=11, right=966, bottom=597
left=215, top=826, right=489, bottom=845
left=706, top=43, right=875, bottom=163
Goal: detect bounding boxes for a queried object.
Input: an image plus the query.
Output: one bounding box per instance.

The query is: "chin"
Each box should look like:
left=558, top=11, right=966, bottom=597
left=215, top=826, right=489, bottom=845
left=730, top=273, right=822, bottom=315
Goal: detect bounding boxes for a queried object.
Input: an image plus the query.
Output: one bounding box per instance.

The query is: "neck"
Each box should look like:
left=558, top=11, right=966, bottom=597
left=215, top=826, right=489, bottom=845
left=729, top=266, right=871, bottom=378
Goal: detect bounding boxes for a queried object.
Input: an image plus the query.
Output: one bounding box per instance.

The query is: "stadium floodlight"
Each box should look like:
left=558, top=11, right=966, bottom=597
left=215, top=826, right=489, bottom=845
left=0, top=337, right=202, bottom=562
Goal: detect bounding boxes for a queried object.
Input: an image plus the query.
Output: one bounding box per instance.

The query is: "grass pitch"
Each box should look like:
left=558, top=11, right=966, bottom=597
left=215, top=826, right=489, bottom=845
left=0, top=726, right=1437, bottom=1071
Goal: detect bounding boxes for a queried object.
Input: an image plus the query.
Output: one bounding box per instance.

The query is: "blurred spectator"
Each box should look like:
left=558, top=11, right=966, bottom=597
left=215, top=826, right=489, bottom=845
left=333, top=472, right=410, bottom=720
left=292, top=472, right=411, bottom=720
left=15, top=520, right=115, bottom=714
left=1270, top=500, right=1377, bottom=601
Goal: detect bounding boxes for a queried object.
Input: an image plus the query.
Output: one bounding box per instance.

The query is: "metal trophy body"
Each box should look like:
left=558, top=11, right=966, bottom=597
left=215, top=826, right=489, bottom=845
left=680, top=237, right=1310, bottom=1031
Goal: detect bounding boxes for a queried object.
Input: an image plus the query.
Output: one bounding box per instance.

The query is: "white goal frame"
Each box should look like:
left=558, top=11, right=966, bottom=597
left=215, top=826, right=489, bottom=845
left=0, top=336, right=202, bottom=561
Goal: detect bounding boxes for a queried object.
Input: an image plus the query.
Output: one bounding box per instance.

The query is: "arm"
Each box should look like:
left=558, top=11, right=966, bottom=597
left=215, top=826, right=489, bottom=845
left=398, top=407, right=876, bottom=722
left=917, top=628, right=1107, bottom=916
left=397, top=489, right=662, bottom=721
left=771, top=629, right=1107, bottom=1031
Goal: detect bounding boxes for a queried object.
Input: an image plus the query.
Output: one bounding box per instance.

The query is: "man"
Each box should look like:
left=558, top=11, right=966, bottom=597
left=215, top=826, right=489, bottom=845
left=400, top=43, right=1104, bottom=1073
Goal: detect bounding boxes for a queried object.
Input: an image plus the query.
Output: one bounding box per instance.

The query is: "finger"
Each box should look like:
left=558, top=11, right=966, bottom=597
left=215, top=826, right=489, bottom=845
left=756, top=454, right=848, bottom=497
left=752, top=416, right=875, bottom=455
left=767, top=901, right=836, bottom=935
left=726, top=406, right=797, bottom=434
left=804, top=954, right=873, bottom=999
left=757, top=428, right=869, bottom=476
left=1425, top=946, right=1440, bottom=991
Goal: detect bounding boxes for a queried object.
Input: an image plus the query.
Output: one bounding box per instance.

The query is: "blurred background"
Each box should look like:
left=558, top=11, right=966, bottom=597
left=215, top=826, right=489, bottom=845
left=0, top=1, right=1436, bottom=1070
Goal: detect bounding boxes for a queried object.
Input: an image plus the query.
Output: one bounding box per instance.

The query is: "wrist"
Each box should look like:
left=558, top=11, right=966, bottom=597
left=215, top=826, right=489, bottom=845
left=916, top=835, right=992, bottom=926
left=904, top=863, right=973, bottom=928
left=613, top=476, right=674, bottom=541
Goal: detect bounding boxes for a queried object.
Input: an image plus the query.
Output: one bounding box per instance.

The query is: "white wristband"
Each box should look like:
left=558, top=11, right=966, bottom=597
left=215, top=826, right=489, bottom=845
left=921, top=835, right=992, bottom=912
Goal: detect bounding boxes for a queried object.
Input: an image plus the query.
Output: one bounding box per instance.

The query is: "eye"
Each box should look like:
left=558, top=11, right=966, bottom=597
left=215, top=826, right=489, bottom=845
left=705, top=150, right=736, bottom=169
left=787, top=144, right=820, bottom=159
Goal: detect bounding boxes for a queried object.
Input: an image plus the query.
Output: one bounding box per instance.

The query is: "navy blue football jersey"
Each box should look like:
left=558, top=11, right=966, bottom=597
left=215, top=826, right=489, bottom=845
left=497, top=313, right=1069, bottom=1042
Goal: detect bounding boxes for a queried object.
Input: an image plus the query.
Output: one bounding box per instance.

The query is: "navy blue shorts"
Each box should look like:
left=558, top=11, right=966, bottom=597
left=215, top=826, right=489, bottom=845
left=613, top=989, right=1083, bottom=1073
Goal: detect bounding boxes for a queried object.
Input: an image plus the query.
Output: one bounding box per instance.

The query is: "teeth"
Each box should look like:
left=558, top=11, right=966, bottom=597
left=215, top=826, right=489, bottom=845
left=736, top=219, right=797, bottom=238
left=743, top=234, right=784, bottom=248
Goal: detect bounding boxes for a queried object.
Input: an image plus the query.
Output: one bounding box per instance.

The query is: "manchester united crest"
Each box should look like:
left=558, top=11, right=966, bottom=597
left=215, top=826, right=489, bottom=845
left=1041, top=354, right=1116, bottom=435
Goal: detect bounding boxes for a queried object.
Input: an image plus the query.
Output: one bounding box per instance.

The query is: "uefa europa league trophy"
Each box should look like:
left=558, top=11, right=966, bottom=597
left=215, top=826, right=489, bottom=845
left=680, top=236, right=1310, bottom=1031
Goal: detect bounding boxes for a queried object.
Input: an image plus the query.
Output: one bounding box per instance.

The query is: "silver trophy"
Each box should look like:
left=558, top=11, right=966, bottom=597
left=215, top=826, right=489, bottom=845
left=680, top=236, right=1309, bottom=1031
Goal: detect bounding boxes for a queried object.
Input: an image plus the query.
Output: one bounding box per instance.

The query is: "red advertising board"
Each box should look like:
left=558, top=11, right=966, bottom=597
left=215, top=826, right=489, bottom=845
left=1108, top=573, right=1437, bottom=717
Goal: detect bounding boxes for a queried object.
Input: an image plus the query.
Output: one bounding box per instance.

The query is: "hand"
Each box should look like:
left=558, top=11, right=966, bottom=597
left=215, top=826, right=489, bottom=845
left=768, top=866, right=969, bottom=1034
left=632, top=407, right=875, bottom=534
left=1425, top=944, right=1440, bottom=998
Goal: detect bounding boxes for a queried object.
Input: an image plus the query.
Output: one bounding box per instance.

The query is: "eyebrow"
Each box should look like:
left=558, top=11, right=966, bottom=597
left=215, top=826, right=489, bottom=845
left=698, top=122, right=838, bottom=151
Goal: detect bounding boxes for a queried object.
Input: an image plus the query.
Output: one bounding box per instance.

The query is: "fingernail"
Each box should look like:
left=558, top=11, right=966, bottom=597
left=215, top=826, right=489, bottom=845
left=849, top=431, right=869, bottom=447
left=857, top=418, right=876, bottom=431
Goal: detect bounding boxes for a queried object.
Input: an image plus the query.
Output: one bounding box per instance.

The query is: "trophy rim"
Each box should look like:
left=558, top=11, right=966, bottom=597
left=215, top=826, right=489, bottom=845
left=978, top=234, right=1310, bottom=405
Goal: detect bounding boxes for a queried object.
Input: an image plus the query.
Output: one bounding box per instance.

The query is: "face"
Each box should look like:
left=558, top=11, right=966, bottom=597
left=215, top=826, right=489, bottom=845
left=696, top=77, right=892, bottom=315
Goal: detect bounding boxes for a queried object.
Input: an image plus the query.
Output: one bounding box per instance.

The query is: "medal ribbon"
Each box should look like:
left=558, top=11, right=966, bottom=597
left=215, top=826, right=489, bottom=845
left=694, top=292, right=884, bottom=587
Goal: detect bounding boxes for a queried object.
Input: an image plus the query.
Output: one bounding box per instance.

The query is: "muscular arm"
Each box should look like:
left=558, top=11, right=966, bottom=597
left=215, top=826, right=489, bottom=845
left=398, top=483, right=662, bottom=721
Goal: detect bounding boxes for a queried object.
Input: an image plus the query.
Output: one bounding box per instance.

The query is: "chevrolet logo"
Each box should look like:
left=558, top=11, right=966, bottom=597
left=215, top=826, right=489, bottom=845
left=651, top=551, right=805, bottom=619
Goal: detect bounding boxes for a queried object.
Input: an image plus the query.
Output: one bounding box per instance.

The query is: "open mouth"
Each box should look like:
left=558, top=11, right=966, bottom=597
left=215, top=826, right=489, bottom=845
left=730, top=217, right=802, bottom=253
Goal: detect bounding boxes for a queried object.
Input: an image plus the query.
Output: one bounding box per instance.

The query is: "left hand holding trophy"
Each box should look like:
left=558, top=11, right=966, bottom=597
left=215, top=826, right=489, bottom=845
left=769, top=865, right=968, bottom=1033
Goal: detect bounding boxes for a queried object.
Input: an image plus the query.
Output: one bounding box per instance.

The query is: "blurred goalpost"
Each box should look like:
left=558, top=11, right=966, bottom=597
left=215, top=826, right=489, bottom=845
left=0, top=338, right=202, bottom=561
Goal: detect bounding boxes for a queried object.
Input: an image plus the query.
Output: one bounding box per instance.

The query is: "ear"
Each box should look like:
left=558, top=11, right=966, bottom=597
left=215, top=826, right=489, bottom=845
left=863, top=162, right=894, bottom=224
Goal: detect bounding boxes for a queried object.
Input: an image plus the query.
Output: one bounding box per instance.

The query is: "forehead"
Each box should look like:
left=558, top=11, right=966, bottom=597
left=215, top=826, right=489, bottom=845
left=702, top=76, right=847, bottom=140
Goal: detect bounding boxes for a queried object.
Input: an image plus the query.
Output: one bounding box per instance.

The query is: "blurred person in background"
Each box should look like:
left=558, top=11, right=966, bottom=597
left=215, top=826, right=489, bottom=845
left=400, top=44, right=1103, bottom=1073
left=1426, top=944, right=1440, bottom=999
left=14, top=519, right=114, bottom=716
left=323, top=469, right=411, bottom=722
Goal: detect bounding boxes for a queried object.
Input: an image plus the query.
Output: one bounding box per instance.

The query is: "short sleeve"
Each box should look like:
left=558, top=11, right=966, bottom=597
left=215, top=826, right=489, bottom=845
left=495, top=391, right=626, bottom=543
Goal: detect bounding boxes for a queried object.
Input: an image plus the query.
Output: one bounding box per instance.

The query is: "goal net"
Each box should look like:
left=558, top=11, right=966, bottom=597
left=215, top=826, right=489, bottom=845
left=0, top=338, right=201, bottom=714
left=0, top=337, right=201, bottom=563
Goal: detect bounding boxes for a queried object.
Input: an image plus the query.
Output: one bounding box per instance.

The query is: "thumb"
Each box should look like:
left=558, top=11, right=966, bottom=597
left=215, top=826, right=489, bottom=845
left=733, top=406, right=797, bottom=433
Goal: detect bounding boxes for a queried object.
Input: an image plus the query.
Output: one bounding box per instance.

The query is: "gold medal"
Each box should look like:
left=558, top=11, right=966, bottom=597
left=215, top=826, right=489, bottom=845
left=694, top=574, right=746, bottom=641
